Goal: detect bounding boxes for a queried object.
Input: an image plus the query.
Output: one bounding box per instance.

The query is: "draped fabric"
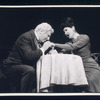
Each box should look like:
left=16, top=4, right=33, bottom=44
left=36, top=54, right=88, bottom=92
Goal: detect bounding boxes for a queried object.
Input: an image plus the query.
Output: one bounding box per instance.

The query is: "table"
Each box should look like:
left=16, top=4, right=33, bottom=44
left=36, top=54, right=88, bottom=92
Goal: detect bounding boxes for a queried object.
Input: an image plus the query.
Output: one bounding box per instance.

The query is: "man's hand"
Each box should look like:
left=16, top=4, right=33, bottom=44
left=41, top=41, right=55, bottom=52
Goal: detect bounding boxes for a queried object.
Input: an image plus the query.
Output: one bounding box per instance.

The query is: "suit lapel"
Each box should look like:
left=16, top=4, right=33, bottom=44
left=31, top=29, right=40, bottom=49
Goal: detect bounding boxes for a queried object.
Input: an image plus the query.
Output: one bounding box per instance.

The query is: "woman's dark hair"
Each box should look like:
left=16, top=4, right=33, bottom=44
left=61, top=17, right=74, bottom=29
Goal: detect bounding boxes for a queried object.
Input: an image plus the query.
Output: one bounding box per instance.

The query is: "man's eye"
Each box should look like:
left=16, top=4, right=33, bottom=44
left=64, top=29, right=67, bottom=32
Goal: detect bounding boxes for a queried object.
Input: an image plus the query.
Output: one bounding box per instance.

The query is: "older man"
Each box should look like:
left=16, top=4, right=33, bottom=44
left=3, top=22, right=54, bottom=93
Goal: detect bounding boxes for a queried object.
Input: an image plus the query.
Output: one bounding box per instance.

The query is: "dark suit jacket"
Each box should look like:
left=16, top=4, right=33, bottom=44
left=3, top=29, right=43, bottom=68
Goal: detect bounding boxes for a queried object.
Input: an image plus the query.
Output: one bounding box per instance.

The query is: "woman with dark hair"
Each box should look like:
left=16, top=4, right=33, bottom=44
left=54, top=17, right=100, bottom=92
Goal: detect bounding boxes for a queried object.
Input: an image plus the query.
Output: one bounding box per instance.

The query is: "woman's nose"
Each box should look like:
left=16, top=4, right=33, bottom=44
left=47, top=37, right=50, bottom=40
left=65, top=32, right=68, bottom=35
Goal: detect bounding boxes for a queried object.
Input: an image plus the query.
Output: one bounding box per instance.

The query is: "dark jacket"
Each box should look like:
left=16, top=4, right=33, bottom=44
left=3, top=29, right=43, bottom=68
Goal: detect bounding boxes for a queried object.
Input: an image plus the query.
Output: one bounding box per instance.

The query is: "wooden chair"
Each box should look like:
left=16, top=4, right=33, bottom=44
left=91, top=53, right=100, bottom=65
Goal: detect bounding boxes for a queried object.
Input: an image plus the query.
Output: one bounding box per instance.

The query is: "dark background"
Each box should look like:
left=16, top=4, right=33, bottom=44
left=0, top=0, right=100, bottom=5
left=0, top=7, right=100, bottom=60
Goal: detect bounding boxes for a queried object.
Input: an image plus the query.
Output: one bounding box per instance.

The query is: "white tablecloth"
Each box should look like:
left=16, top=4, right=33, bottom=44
left=36, top=54, right=88, bottom=92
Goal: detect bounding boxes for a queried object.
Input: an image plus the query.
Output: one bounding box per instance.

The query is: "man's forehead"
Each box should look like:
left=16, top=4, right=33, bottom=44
left=46, top=30, right=52, bottom=34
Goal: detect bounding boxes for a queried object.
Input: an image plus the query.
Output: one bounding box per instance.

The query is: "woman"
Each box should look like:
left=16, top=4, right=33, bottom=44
left=54, top=17, right=100, bottom=92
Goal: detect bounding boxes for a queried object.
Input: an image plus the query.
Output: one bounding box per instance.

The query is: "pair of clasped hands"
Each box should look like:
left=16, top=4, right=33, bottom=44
left=41, top=41, right=58, bottom=54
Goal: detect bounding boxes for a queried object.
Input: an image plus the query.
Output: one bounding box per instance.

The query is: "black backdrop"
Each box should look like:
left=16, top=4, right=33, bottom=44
left=0, top=7, right=100, bottom=59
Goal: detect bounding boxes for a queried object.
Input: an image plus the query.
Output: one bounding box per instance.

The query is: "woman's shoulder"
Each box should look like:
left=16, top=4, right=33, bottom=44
left=79, top=34, right=90, bottom=40
left=80, top=34, right=89, bottom=37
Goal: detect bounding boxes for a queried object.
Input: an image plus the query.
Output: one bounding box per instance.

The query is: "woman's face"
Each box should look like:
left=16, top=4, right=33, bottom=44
left=63, top=26, right=75, bottom=39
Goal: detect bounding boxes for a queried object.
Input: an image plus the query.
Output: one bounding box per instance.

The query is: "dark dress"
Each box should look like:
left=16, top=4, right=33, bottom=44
left=55, top=34, right=100, bottom=92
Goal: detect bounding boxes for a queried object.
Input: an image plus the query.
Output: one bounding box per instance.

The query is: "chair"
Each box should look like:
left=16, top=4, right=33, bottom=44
left=0, top=59, right=10, bottom=93
left=91, top=53, right=100, bottom=65
left=0, top=59, right=20, bottom=93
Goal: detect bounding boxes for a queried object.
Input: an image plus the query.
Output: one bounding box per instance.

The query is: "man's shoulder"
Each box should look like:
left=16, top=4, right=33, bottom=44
left=15, top=29, right=35, bottom=43
left=20, top=29, right=35, bottom=39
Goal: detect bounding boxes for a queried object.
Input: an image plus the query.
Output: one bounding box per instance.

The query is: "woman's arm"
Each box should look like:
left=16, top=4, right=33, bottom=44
left=55, top=43, right=73, bottom=52
left=54, top=35, right=90, bottom=52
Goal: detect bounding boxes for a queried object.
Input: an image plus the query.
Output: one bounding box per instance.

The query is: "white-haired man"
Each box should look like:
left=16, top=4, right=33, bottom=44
left=3, top=22, right=54, bottom=93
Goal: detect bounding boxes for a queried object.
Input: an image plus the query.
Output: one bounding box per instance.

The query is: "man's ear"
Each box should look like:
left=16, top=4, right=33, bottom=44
left=40, top=30, right=43, bottom=35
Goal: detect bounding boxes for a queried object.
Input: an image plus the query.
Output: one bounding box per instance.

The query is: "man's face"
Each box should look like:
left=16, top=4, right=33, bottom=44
left=39, top=30, right=52, bottom=43
left=63, top=27, right=74, bottom=39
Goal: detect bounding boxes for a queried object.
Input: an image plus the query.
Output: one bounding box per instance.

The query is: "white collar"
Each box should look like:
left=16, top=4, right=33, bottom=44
left=34, top=31, right=39, bottom=40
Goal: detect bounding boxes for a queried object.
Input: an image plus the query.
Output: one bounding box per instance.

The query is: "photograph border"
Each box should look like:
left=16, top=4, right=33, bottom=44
left=0, top=5, right=100, bottom=96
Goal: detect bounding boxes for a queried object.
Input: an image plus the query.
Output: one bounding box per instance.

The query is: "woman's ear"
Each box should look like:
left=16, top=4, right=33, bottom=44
left=72, top=26, right=75, bottom=31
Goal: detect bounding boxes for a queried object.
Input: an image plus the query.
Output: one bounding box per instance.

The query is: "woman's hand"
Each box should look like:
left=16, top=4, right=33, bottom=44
left=50, top=42, right=55, bottom=47
left=48, top=47, right=58, bottom=54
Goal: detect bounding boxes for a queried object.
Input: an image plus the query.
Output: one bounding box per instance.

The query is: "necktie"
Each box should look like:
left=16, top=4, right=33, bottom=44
left=37, top=41, right=42, bottom=48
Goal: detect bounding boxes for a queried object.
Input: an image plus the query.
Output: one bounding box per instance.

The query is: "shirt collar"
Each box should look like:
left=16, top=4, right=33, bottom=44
left=34, top=30, right=39, bottom=40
